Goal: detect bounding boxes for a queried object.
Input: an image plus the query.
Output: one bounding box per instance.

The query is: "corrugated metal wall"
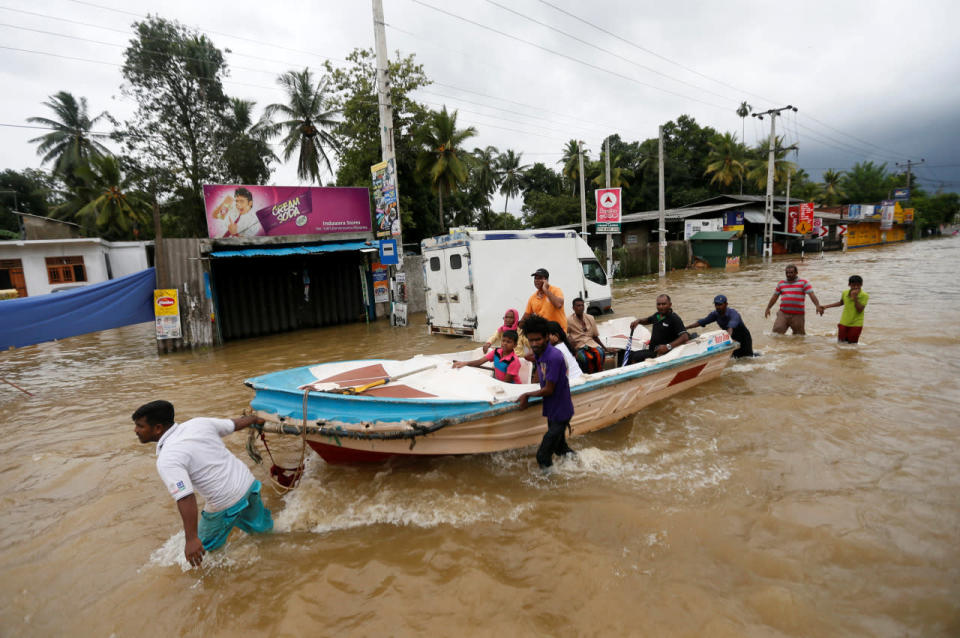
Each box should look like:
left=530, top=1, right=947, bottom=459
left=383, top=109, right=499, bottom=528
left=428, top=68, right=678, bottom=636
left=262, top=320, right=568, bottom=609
left=211, top=252, right=367, bottom=341
left=155, top=238, right=214, bottom=353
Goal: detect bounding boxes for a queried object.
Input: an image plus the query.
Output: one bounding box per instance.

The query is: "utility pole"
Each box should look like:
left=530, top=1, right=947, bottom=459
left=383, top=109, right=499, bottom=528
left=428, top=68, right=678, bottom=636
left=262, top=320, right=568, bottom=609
left=373, top=0, right=403, bottom=325
left=658, top=125, right=666, bottom=278
left=752, top=105, right=797, bottom=258
left=604, top=136, right=613, bottom=277
left=578, top=140, right=587, bottom=237
left=895, top=158, right=925, bottom=192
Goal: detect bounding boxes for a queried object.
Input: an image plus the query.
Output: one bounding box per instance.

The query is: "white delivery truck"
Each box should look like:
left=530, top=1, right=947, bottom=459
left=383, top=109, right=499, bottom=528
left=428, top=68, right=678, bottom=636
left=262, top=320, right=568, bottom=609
left=421, top=229, right=612, bottom=341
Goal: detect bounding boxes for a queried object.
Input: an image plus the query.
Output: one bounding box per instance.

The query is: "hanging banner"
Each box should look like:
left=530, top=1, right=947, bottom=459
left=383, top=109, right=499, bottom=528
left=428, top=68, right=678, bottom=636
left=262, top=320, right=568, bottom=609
left=880, top=200, right=895, bottom=230
left=154, top=288, right=182, bottom=340
left=372, top=264, right=389, bottom=303
left=904, top=208, right=914, bottom=222
left=787, top=202, right=815, bottom=234
left=594, top=187, right=621, bottom=233
left=847, top=204, right=861, bottom=220
left=202, top=185, right=371, bottom=238
left=371, top=159, right=400, bottom=239
left=861, top=204, right=877, bottom=218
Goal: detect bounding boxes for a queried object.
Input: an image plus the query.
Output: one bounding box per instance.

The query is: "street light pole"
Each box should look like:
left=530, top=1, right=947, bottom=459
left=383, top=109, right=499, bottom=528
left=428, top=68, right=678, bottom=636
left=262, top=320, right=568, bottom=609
left=578, top=140, right=587, bottom=237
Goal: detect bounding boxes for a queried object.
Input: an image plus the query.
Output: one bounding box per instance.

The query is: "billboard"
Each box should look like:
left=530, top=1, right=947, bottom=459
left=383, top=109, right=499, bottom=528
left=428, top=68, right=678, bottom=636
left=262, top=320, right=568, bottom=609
left=787, top=202, right=815, bottom=234
left=202, top=185, right=371, bottom=239
left=684, top=218, right=722, bottom=240
left=723, top=210, right=744, bottom=234
left=595, top=188, right=621, bottom=233
left=893, top=187, right=910, bottom=201
left=847, top=204, right=861, bottom=220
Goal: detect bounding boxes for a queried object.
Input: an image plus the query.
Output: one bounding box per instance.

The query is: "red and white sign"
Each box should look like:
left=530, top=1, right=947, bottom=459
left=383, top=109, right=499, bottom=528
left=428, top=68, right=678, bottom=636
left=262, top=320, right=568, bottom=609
left=837, top=224, right=847, bottom=236
left=787, top=202, right=815, bottom=234
left=815, top=219, right=828, bottom=238
left=595, top=188, right=621, bottom=223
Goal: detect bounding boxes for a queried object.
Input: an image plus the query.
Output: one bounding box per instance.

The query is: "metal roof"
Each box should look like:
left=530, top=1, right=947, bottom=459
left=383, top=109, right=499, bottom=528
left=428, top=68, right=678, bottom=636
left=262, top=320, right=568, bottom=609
left=690, top=230, right=741, bottom=240
left=209, top=241, right=375, bottom=258
left=743, top=211, right=782, bottom=225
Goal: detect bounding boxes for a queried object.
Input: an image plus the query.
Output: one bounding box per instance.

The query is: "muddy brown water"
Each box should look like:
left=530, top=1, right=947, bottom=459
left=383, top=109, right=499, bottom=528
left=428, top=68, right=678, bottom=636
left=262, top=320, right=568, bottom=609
left=1, top=239, right=959, bottom=637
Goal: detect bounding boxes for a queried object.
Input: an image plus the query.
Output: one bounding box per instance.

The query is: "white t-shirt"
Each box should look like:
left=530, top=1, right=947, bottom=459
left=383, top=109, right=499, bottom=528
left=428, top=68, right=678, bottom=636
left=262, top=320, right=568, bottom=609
left=555, top=342, right=583, bottom=380
left=155, top=418, right=255, bottom=513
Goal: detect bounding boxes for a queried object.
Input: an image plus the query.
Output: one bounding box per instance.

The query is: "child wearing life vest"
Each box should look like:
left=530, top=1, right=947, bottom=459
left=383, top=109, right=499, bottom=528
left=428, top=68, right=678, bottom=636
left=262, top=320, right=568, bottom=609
left=453, top=330, right=523, bottom=383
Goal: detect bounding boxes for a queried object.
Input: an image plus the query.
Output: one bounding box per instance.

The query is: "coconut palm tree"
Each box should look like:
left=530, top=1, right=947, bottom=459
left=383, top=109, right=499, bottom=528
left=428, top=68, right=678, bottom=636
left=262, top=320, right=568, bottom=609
left=472, top=145, right=501, bottom=203
left=590, top=154, right=634, bottom=189
left=736, top=101, right=752, bottom=148
left=221, top=98, right=278, bottom=184
left=745, top=136, right=796, bottom=191
left=704, top=132, right=746, bottom=190
left=819, top=169, right=846, bottom=205
left=27, top=91, right=110, bottom=180
left=559, top=139, right=583, bottom=196
left=58, top=154, right=151, bottom=238
left=415, top=106, right=476, bottom=230
left=265, top=69, right=340, bottom=184
left=497, top=149, right=528, bottom=213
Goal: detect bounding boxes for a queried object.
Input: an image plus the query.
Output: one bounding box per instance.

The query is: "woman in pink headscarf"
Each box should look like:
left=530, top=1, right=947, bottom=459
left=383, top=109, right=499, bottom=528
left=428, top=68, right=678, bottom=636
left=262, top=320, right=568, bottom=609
left=482, top=308, right=529, bottom=355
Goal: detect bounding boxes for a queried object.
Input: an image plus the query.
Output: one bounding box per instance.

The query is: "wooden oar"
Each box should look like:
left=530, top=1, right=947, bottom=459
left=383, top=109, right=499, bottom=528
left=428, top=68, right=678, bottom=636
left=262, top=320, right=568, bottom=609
left=305, top=363, right=439, bottom=395
left=1, top=378, right=33, bottom=397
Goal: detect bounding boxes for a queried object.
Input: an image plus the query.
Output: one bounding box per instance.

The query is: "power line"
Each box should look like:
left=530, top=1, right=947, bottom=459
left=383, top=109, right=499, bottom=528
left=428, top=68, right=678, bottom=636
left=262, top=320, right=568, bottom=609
left=405, top=0, right=730, bottom=111
left=536, top=0, right=775, bottom=105
left=484, top=0, right=741, bottom=106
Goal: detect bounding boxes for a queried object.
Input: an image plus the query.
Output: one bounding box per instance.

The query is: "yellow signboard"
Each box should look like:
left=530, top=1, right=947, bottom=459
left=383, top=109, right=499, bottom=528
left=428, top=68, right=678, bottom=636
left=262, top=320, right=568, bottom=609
left=154, top=289, right=179, bottom=316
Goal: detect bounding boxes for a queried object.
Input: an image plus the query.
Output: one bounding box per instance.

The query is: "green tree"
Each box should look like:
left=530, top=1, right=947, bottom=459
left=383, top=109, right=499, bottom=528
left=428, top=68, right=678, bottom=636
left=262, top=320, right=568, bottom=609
left=736, top=101, right=752, bottom=150
left=789, top=168, right=820, bottom=202
left=323, top=48, right=435, bottom=243
left=266, top=68, right=340, bottom=184
left=840, top=161, right=891, bottom=203
left=472, top=146, right=501, bottom=204
left=220, top=98, right=277, bottom=185
left=57, top=154, right=151, bottom=239
left=497, top=149, right=528, bottom=213
left=818, top=169, right=845, bottom=205
left=559, top=139, right=584, bottom=196
left=415, top=106, right=476, bottom=231
left=745, top=136, right=796, bottom=191
left=521, top=191, right=581, bottom=228
left=119, top=16, right=230, bottom=236
left=703, top=132, right=745, bottom=189
left=0, top=169, right=59, bottom=235
left=27, top=91, right=110, bottom=182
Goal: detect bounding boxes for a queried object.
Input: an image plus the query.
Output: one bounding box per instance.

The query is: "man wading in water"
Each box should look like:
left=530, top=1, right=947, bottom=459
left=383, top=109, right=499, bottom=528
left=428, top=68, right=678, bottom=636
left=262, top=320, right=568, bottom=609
left=132, top=400, right=273, bottom=567
left=515, top=315, right=576, bottom=469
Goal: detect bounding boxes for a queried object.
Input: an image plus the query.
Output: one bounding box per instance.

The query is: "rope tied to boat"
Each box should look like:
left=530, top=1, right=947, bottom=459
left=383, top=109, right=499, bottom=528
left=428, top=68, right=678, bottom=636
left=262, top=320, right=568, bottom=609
left=244, top=397, right=308, bottom=494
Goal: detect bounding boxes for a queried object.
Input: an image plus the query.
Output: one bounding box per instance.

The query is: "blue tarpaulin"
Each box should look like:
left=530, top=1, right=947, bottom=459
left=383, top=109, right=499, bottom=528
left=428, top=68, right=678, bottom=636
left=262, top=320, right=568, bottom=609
left=1, top=267, right=156, bottom=349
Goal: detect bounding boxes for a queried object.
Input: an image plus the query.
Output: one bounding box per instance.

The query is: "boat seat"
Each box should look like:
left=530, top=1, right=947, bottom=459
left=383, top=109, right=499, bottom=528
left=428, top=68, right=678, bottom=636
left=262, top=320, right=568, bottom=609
left=516, top=356, right=534, bottom=385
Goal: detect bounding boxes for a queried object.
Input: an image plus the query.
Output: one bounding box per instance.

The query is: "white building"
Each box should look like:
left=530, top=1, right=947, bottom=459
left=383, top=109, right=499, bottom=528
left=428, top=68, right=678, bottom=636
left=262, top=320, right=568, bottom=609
left=0, top=238, right=153, bottom=297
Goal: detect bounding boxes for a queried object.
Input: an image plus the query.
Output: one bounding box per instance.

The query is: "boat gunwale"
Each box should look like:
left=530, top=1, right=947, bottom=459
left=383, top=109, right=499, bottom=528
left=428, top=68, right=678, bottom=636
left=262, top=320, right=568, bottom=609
left=245, top=337, right=737, bottom=414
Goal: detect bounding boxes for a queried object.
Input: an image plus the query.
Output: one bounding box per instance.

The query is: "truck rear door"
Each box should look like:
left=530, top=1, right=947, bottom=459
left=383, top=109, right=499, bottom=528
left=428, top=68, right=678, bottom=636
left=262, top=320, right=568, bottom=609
left=425, top=245, right=476, bottom=336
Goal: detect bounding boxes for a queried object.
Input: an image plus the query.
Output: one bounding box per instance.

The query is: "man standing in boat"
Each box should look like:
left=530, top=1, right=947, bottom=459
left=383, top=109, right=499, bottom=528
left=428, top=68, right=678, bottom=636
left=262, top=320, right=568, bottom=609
left=626, top=294, right=690, bottom=364
left=516, top=315, right=576, bottom=469
left=521, top=268, right=567, bottom=332
left=132, top=400, right=273, bottom=567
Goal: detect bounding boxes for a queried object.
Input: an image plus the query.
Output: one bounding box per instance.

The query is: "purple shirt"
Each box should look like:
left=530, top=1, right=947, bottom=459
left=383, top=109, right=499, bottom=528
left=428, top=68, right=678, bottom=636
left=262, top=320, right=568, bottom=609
left=536, top=343, right=574, bottom=421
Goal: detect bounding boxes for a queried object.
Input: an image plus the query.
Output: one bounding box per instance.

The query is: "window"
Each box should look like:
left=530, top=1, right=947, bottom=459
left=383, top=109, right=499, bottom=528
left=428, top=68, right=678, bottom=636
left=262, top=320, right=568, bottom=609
left=449, top=254, right=462, bottom=270
left=46, top=256, right=86, bottom=285
left=581, top=259, right=607, bottom=285
left=429, top=256, right=441, bottom=271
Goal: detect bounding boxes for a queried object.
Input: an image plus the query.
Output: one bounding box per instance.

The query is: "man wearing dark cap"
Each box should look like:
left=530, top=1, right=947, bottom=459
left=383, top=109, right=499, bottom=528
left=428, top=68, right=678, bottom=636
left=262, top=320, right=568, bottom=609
left=685, top=295, right=754, bottom=358
left=522, top=267, right=567, bottom=331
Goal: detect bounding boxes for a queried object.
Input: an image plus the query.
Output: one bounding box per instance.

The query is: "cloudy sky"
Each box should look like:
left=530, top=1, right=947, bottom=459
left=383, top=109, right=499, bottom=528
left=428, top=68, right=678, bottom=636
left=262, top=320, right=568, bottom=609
left=2, top=0, right=959, bottom=213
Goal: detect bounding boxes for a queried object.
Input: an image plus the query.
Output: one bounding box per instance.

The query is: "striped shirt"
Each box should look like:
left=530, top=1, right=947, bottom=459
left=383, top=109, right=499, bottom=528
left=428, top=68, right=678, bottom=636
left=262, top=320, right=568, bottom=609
left=776, top=278, right=813, bottom=315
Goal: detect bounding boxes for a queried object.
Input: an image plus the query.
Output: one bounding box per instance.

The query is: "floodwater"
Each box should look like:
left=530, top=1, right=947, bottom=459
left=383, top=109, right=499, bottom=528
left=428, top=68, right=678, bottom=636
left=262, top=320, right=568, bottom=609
left=2, top=238, right=959, bottom=637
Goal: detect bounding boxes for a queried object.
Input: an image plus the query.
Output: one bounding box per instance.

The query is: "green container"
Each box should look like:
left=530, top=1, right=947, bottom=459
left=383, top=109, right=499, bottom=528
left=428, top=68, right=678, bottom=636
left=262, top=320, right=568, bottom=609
left=690, top=231, right=743, bottom=268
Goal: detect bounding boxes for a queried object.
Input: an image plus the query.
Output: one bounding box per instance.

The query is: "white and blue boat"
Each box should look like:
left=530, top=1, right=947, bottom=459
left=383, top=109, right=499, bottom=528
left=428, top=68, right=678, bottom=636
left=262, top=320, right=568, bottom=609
left=245, top=319, right=736, bottom=463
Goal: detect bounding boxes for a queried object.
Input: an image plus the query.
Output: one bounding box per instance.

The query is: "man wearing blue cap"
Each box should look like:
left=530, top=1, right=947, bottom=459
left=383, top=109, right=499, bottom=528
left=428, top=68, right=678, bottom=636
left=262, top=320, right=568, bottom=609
left=685, top=295, right=754, bottom=358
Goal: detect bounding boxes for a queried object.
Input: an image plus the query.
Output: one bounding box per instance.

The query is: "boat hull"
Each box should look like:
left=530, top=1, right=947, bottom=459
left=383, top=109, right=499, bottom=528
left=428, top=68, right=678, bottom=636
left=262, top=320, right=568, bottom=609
left=249, top=340, right=734, bottom=463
